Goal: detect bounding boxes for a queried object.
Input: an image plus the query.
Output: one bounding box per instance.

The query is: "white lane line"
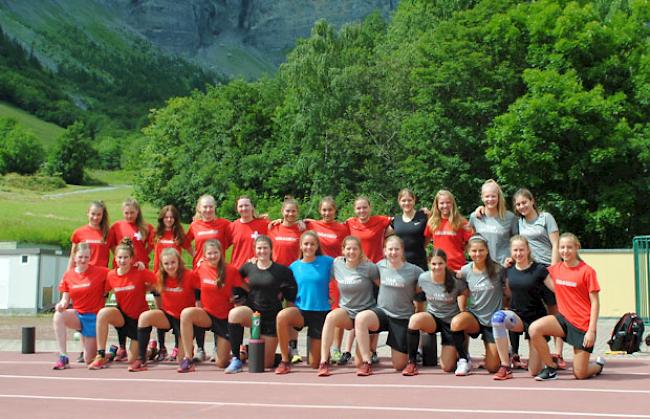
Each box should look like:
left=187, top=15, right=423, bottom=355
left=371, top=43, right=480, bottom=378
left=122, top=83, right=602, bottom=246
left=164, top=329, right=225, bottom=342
left=0, top=394, right=648, bottom=418
left=1, top=374, right=649, bottom=394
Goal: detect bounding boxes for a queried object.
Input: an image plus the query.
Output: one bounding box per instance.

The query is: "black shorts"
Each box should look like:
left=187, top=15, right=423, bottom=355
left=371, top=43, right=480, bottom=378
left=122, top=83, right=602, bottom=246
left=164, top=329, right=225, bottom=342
left=555, top=313, right=593, bottom=353
left=427, top=313, right=453, bottom=346
left=467, top=311, right=495, bottom=343
left=116, top=309, right=139, bottom=340
left=510, top=311, right=548, bottom=340
left=163, top=311, right=181, bottom=337
left=257, top=310, right=278, bottom=337
left=294, top=310, right=328, bottom=339
left=200, top=312, right=229, bottom=339
left=370, top=307, right=409, bottom=354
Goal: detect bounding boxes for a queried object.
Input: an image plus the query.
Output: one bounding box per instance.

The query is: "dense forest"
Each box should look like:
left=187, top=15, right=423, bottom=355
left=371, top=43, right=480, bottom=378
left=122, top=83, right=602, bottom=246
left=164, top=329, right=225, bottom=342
left=136, top=0, right=650, bottom=248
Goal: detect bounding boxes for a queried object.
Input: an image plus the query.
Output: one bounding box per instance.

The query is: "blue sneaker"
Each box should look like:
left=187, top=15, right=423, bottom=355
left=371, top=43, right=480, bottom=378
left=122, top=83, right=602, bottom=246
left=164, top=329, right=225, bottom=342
left=224, top=357, right=243, bottom=374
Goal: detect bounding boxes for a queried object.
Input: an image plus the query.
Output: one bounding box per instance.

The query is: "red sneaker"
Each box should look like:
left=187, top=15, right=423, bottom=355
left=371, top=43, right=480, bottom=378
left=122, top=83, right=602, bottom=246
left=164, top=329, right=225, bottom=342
left=552, top=354, right=567, bottom=370
left=493, top=365, right=513, bottom=380
left=128, top=359, right=148, bottom=372
left=88, top=355, right=109, bottom=370
left=511, top=354, right=528, bottom=369
left=402, top=361, right=418, bottom=376
left=317, top=361, right=331, bottom=377
left=274, top=361, right=291, bottom=375
left=113, top=348, right=128, bottom=362
left=356, top=361, right=373, bottom=377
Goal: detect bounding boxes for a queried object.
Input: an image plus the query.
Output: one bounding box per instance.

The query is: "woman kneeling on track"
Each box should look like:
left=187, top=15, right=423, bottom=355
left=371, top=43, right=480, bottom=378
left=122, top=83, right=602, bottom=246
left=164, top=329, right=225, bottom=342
left=53, top=243, right=109, bottom=369
left=178, top=239, right=245, bottom=372
left=128, top=248, right=198, bottom=372
left=529, top=233, right=605, bottom=381
left=275, top=231, right=334, bottom=374
left=224, top=235, right=297, bottom=373
left=450, top=235, right=506, bottom=376
left=317, top=236, right=379, bottom=377
left=354, top=235, right=424, bottom=376
left=89, top=238, right=157, bottom=370
left=402, top=248, right=467, bottom=376
left=490, top=235, right=552, bottom=380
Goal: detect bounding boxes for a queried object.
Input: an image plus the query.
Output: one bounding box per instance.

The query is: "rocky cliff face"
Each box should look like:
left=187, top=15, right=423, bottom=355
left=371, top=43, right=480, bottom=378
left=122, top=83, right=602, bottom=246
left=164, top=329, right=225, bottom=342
left=99, top=0, right=398, bottom=76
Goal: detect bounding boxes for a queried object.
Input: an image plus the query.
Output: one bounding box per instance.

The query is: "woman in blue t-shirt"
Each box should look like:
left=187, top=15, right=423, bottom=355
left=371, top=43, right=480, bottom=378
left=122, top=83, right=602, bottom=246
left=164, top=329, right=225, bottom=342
left=275, top=230, right=334, bottom=374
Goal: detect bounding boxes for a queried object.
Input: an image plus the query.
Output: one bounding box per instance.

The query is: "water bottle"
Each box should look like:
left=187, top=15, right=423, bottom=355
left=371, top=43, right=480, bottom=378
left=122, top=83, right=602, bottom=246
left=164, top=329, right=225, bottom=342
left=251, top=311, right=261, bottom=339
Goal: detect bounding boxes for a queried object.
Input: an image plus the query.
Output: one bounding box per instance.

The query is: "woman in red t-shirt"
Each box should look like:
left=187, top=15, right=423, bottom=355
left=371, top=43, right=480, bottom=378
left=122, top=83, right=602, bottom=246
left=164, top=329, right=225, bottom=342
left=69, top=201, right=111, bottom=269
left=152, top=205, right=192, bottom=273
left=88, top=238, right=157, bottom=370
left=178, top=239, right=245, bottom=372
left=128, top=248, right=198, bottom=372
left=529, top=233, right=604, bottom=381
left=228, top=196, right=269, bottom=268
left=346, top=196, right=393, bottom=263
left=186, top=194, right=232, bottom=269
left=425, top=190, right=473, bottom=272
left=268, top=196, right=302, bottom=267
left=107, top=198, right=154, bottom=270
left=53, top=243, right=109, bottom=369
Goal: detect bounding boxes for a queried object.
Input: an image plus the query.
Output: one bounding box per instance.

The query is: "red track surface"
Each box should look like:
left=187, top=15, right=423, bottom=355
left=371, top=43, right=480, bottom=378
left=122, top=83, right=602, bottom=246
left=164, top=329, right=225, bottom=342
left=1, top=352, right=649, bottom=419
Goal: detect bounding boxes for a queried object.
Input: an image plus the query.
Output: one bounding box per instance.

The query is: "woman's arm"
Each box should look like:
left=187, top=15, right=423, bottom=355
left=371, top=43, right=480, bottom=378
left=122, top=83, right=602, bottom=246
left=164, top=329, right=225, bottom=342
left=543, top=274, right=555, bottom=292
left=549, top=231, right=560, bottom=265
left=583, top=291, right=600, bottom=348
left=457, top=289, right=469, bottom=312
left=55, top=292, right=71, bottom=312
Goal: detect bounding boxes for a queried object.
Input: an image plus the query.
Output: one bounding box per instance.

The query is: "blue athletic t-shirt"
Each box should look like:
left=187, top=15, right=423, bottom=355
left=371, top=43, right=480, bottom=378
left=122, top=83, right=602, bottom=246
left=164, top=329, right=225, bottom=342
left=290, top=255, right=334, bottom=311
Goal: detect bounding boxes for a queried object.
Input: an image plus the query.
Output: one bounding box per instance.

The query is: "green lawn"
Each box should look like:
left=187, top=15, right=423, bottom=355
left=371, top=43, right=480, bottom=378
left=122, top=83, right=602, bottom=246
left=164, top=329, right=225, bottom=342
left=0, top=101, right=65, bottom=148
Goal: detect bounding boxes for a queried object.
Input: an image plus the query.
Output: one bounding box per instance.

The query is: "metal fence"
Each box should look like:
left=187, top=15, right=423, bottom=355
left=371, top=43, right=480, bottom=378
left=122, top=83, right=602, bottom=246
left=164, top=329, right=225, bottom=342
left=634, top=236, right=650, bottom=325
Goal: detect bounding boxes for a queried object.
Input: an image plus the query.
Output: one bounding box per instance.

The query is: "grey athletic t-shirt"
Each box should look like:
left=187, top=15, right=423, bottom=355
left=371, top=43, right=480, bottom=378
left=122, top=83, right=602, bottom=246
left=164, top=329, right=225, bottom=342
left=460, top=262, right=505, bottom=326
left=469, top=211, right=518, bottom=264
left=518, top=212, right=558, bottom=266
left=332, top=259, right=379, bottom=319
left=376, top=259, right=424, bottom=319
left=417, top=271, right=467, bottom=323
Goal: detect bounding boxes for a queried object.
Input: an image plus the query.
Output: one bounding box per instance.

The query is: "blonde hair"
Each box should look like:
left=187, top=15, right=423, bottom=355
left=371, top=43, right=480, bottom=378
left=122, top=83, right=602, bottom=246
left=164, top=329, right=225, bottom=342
left=122, top=198, right=149, bottom=241
left=428, top=190, right=467, bottom=231
left=397, top=188, right=415, bottom=202
left=384, top=235, right=406, bottom=262
left=157, top=248, right=186, bottom=291
left=509, top=234, right=534, bottom=264
left=481, top=179, right=507, bottom=219
left=559, top=232, right=582, bottom=261
left=193, top=194, right=216, bottom=222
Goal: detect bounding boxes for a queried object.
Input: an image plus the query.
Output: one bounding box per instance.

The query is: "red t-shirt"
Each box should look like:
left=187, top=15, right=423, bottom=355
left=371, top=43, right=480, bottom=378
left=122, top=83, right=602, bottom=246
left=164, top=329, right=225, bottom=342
left=425, top=218, right=473, bottom=271
left=548, top=261, right=600, bottom=332
left=152, top=230, right=192, bottom=273
left=305, top=220, right=349, bottom=258
left=193, top=263, right=243, bottom=319
left=106, top=268, right=156, bottom=319
left=268, top=223, right=301, bottom=267
left=58, top=265, right=109, bottom=314
left=346, top=216, right=392, bottom=263
left=228, top=218, right=269, bottom=268
left=186, top=218, right=232, bottom=268
left=160, top=270, right=198, bottom=318
left=70, top=225, right=110, bottom=267
left=107, top=221, right=155, bottom=267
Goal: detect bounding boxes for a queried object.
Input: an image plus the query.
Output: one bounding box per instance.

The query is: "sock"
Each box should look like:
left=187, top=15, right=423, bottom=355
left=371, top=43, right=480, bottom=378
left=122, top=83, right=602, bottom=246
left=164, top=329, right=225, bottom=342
left=174, top=332, right=180, bottom=348
left=97, top=349, right=105, bottom=357
left=228, top=323, right=244, bottom=359
left=452, top=331, right=468, bottom=360
left=195, top=328, right=205, bottom=351
left=289, top=339, right=298, bottom=350
left=407, top=329, right=420, bottom=362
left=137, top=326, right=152, bottom=361
left=509, top=330, right=520, bottom=355
left=157, top=328, right=166, bottom=349
left=118, top=328, right=127, bottom=348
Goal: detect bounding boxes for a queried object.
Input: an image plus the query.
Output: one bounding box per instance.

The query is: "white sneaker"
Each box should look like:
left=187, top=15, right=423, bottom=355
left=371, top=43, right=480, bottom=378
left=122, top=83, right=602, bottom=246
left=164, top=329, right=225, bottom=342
left=455, top=358, right=472, bottom=376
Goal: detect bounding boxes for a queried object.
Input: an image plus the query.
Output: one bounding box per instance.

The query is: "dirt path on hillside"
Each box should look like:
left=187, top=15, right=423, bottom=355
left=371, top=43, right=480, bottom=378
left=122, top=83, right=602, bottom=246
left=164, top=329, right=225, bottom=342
left=43, top=184, right=130, bottom=199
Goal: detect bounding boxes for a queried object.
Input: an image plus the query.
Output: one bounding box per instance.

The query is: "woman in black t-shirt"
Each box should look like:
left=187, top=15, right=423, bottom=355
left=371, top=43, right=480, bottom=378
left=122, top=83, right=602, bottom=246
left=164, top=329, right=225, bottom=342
left=391, top=188, right=429, bottom=270
left=224, top=235, right=297, bottom=373
left=490, top=235, right=552, bottom=380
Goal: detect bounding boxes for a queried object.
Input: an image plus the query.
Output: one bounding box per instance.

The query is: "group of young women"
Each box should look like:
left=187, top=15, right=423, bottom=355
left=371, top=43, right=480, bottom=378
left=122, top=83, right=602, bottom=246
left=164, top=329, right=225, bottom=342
left=52, top=180, right=604, bottom=381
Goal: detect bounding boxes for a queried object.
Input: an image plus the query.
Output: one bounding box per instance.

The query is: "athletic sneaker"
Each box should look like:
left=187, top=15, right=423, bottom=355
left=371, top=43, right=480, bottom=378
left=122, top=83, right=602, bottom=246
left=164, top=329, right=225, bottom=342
left=415, top=351, right=423, bottom=365
left=510, top=354, right=527, bottom=369
left=177, top=357, right=195, bottom=373
left=128, top=359, right=147, bottom=372
left=154, top=346, right=168, bottom=362
left=290, top=347, right=302, bottom=364
left=331, top=348, right=342, bottom=363
left=338, top=351, right=352, bottom=366
left=596, top=356, right=606, bottom=376
left=401, top=361, right=418, bottom=376
left=88, top=355, right=109, bottom=370
left=76, top=352, right=84, bottom=363
left=493, top=365, right=513, bottom=380
left=224, top=357, right=243, bottom=374
left=274, top=360, right=291, bottom=375
left=168, top=347, right=179, bottom=362
left=370, top=351, right=379, bottom=365
left=106, top=345, right=118, bottom=362
left=356, top=361, right=373, bottom=377
left=535, top=366, right=558, bottom=381
left=552, top=353, right=567, bottom=370
left=455, top=358, right=472, bottom=376
left=113, top=347, right=128, bottom=362
left=193, top=348, right=206, bottom=363
left=239, top=344, right=248, bottom=362
left=317, top=361, right=332, bottom=377
left=53, top=355, right=70, bottom=370
left=147, top=340, right=158, bottom=361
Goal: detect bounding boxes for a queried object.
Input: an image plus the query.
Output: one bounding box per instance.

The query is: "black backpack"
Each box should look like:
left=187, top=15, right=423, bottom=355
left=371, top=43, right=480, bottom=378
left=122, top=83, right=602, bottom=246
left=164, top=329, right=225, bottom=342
left=607, top=312, right=645, bottom=354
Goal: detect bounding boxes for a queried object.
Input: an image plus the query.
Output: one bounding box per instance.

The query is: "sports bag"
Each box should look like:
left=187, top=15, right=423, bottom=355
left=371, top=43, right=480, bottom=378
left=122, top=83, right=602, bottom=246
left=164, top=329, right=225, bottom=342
left=607, top=312, right=645, bottom=354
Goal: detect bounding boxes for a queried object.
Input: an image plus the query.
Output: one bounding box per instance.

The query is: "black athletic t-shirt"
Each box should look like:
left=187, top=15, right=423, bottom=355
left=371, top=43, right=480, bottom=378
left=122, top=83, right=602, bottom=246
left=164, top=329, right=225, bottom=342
left=391, top=210, right=428, bottom=269
left=506, top=262, right=549, bottom=321
left=239, top=262, right=297, bottom=313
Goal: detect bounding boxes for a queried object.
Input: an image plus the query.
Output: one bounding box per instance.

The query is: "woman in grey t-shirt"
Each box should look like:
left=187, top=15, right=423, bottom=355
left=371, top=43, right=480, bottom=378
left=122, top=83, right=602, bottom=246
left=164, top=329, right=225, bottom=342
left=317, top=236, right=379, bottom=377
left=450, top=235, right=505, bottom=376
left=402, top=248, right=468, bottom=376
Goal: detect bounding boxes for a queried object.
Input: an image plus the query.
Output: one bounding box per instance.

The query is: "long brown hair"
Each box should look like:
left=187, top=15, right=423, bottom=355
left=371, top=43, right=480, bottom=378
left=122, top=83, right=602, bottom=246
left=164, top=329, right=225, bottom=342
left=123, top=198, right=149, bottom=241
left=467, top=235, right=498, bottom=280
left=204, top=239, right=226, bottom=288
left=156, top=248, right=186, bottom=291
left=299, top=230, right=322, bottom=259
left=89, top=200, right=109, bottom=241
left=429, top=248, right=457, bottom=294
left=155, top=205, right=185, bottom=246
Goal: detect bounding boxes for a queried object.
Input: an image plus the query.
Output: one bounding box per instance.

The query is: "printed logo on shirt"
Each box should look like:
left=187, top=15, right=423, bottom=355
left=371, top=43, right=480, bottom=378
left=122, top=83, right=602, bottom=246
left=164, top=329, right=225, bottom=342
left=413, top=221, right=422, bottom=226
left=71, top=283, right=91, bottom=289
left=427, top=293, right=453, bottom=304
left=202, top=278, right=217, bottom=286
left=164, top=286, right=184, bottom=293
left=274, top=236, right=299, bottom=242
left=316, top=232, right=337, bottom=240
left=556, top=279, right=577, bottom=287
left=114, top=285, right=136, bottom=292
left=470, top=282, right=494, bottom=292
left=251, top=231, right=260, bottom=240
left=197, top=230, right=218, bottom=236
left=338, top=278, right=363, bottom=286
left=159, top=239, right=176, bottom=245
left=382, top=278, right=405, bottom=288
left=83, top=239, right=104, bottom=244
left=134, top=231, right=142, bottom=241
left=434, top=230, right=457, bottom=236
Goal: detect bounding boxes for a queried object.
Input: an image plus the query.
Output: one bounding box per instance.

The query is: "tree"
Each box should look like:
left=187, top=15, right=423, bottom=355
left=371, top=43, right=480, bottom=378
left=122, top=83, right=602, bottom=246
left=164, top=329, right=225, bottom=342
left=46, top=121, right=91, bottom=184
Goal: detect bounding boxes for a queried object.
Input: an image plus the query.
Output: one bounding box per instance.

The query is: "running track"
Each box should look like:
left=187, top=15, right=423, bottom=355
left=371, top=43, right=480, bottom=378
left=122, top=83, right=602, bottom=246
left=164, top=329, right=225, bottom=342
left=1, top=352, right=649, bottom=418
